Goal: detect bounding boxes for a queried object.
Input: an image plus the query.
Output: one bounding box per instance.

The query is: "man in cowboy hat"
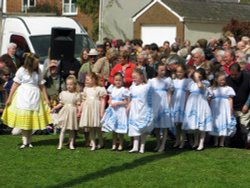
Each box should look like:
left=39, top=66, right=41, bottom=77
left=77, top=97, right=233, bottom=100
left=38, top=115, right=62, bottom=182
left=78, top=48, right=98, bottom=90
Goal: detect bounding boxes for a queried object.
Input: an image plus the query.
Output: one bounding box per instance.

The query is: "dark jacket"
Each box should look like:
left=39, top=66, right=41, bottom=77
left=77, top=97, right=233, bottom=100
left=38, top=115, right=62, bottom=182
left=226, top=71, right=250, bottom=111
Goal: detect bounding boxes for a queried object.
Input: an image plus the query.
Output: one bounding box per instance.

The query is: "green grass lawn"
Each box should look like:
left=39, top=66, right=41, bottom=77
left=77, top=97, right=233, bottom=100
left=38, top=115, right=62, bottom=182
left=0, top=134, right=250, bottom=188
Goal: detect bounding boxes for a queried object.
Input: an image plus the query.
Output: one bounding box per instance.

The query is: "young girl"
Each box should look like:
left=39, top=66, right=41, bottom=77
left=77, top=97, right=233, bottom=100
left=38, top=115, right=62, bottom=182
left=183, top=68, right=213, bottom=151
left=79, top=72, right=107, bottom=151
left=127, top=68, right=153, bottom=153
left=208, top=72, right=236, bottom=147
left=2, top=53, right=51, bottom=148
left=51, top=75, right=81, bottom=150
left=148, top=63, right=174, bottom=152
left=0, top=70, right=7, bottom=115
left=171, top=64, right=190, bottom=149
left=200, top=61, right=215, bottom=85
left=101, top=72, right=130, bottom=151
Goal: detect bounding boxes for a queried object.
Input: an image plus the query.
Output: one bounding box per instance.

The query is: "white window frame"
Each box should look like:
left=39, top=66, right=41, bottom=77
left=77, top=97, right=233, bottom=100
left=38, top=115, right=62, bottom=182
left=62, top=0, right=78, bottom=16
left=22, top=0, right=36, bottom=11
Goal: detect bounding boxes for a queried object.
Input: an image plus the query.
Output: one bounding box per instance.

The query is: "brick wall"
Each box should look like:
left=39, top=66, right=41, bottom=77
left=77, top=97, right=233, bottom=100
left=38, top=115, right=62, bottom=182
left=134, top=2, right=184, bottom=43
left=7, top=0, right=22, bottom=12
left=36, top=0, right=93, bottom=37
left=74, top=13, right=93, bottom=36
left=5, top=0, right=94, bottom=37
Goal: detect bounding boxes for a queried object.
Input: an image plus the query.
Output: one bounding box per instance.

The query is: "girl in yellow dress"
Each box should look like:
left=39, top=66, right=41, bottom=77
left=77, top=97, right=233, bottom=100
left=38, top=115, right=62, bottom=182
left=2, top=53, right=51, bottom=148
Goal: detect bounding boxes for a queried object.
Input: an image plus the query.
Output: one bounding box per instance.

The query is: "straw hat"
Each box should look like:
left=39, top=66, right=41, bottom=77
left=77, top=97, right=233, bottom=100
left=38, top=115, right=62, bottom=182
left=88, top=48, right=98, bottom=56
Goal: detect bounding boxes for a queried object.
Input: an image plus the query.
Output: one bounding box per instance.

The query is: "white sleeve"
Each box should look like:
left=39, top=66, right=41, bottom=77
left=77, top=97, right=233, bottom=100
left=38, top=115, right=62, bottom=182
left=227, top=86, right=236, bottom=97
left=38, top=68, right=46, bottom=85
left=13, top=67, right=24, bottom=84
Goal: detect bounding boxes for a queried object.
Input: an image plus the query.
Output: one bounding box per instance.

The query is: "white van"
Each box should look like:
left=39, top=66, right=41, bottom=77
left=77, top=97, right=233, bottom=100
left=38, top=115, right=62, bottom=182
left=0, top=16, right=95, bottom=62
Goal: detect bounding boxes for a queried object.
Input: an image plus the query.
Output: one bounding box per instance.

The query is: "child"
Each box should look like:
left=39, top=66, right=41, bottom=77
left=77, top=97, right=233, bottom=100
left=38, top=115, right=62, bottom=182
left=171, top=64, right=190, bottom=149
left=79, top=72, right=107, bottom=151
left=208, top=71, right=236, bottom=147
left=0, top=70, right=7, bottom=115
left=2, top=53, right=51, bottom=148
left=51, top=75, right=81, bottom=150
left=1, top=67, right=13, bottom=95
left=200, top=61, right=215, bottom=85
left=148, top=63, right=174, bottom=152
left=101, top=72, right=130, bottom=151
left=127, top=68, right=153, bottom=153
left=183, top=68, right=213, bottom=151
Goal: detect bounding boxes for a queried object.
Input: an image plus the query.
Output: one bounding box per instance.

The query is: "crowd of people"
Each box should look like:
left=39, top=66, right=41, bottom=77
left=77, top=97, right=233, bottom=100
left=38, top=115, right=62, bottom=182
left=0, top=32, right=250, bottom=153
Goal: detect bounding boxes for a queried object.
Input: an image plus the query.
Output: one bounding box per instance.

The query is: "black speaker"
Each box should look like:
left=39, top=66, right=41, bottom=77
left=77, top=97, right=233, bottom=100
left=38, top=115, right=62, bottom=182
left=50, top=27, right=75, bottom=60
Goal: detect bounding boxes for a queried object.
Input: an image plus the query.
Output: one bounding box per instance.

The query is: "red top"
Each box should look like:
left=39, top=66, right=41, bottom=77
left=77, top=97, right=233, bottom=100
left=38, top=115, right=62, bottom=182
left=187, top=58, right=194, bottom=67
left=223, top=61, right=236, bottom=75
left=109, top=62, right=136, bottom=88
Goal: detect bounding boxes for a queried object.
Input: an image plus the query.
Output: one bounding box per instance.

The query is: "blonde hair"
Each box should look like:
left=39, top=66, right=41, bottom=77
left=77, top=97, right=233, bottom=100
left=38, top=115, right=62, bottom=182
left=66, top=75, right=79, bottom=92
left=200, top=61, right=214, bottom=72
left=23, top=53, right=40, bottom=75
left=86, top=72, right=102, bottom=86
left=133, top=68, right=147, bottom=83
left=212, top=71, right=227, bottom=89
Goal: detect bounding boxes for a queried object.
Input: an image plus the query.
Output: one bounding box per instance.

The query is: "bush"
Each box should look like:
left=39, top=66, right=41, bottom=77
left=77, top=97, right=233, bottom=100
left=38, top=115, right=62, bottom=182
left=222, top=19, right=250, bottom=42
left=28, top=2, right=59, bottom=15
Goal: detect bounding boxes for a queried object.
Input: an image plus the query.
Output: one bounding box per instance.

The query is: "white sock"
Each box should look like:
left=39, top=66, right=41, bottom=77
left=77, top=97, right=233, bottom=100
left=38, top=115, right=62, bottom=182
left=139, top=134, right=146, bottom=153
left=197, top=131, right=205, bottom=150
left=22, top=130, right=29, bottom=145
left=130, top=136, right=139, bottom=152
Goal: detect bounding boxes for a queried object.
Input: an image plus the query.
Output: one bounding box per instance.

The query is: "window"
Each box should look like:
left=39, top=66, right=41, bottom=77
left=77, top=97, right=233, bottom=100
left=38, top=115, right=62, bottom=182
left=22, top=0, right=36, bottom=11
left=63, top=0, right=77, bottom=16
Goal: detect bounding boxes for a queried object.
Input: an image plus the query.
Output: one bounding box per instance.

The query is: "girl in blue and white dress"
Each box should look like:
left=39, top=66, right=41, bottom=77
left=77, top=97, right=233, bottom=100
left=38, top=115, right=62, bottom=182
left=101, top=72, right=130, bottom=151
left=127, top=68, right=153, bottom=153
left=208, top=71, right=236, bottom=147
left=183, top=68, right=213, bottom=151
left=171, top=64, right=191, bottom=149
left=148, top=63, right=174, bottom=152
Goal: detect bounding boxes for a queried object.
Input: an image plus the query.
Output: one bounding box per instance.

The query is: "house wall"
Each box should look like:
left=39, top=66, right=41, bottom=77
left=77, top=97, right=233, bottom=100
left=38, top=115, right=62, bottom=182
left=184, top=22, right=225, bottom=45
left=134, top=2, right=184, bottom=44
left=101, top=0, right=151, bottom=41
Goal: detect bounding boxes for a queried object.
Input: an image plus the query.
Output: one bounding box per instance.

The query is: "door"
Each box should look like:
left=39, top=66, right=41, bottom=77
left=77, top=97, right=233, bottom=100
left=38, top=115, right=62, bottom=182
left=141, top=25, right=176, bottom=46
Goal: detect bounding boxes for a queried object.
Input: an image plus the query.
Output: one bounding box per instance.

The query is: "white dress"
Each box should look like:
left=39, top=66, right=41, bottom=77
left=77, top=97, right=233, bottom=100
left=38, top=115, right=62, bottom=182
left=183, top=80, right=213, bottom=132
left=128, top=83, right=153, bottom=137
left=14, top=67, right=44, bottom=111
left=2, top=67, right=51, bottom=130
left=79, top=86, right=107, bottom=128
left=208, top=86, right=236, bottom=136
left=171, top=78, right=191, bottom=124
left=101, top=85, right=130, bottom=134
left=148, top=77, right=173, bottom=128
left=57, top=91, right=81, bottom=131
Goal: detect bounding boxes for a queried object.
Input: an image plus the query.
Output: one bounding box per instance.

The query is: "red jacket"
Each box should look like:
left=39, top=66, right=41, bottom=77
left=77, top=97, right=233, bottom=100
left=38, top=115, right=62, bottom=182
left=109, top=62, right=136, bottom=88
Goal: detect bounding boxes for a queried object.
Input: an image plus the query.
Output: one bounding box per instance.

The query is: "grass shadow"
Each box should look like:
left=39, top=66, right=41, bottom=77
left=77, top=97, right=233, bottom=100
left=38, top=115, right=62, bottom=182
left=45, top=151, right=181, bottom=188
left=45, top=136, right=206, bottom=187
left=32, top=136, right=59, bottom=147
